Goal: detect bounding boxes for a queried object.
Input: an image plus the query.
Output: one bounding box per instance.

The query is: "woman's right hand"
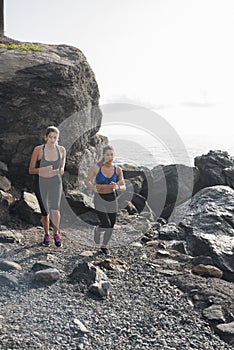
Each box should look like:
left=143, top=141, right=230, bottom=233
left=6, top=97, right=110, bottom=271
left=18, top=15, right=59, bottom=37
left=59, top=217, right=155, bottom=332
left=39, top=165, right=54, bottom=178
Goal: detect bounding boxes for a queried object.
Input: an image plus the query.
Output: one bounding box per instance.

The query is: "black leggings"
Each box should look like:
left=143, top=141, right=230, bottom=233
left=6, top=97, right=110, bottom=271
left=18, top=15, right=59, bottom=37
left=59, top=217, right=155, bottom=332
left=94, top=192, right=118, bottom=246
left=34, top=175, right=62, bottom=216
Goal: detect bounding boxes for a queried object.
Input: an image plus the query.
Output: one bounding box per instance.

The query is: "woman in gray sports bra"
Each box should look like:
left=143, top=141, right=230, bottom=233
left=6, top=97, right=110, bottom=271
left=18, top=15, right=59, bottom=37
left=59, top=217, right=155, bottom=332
left=29, top=126, right=66, bottom=247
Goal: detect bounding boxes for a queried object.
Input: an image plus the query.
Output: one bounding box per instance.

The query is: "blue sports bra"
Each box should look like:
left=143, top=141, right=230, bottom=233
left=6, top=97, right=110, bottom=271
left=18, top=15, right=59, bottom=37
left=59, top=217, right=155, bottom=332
left=95, top=165, right=117, bottom=184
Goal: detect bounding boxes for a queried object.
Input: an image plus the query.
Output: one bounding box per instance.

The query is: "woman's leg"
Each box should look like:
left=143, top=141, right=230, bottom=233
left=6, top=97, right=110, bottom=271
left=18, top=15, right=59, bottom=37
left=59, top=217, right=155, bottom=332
left=49, top=176, right=63, bottom=246
left=41, top=215, right=50, bottom=234
left=51, top=209, right=61, bottom=235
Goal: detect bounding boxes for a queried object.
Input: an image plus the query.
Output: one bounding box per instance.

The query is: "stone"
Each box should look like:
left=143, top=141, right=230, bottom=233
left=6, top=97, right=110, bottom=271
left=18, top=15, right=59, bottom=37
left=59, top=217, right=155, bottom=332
left=0, top=175, right=11, bottom=191
left=0, top=160, right=8, bottom=173
left=216, top=321, right=234, bottom=336
left=203, top=305, right=225, bottom=322
left=148, top=164, right=198, bottom=219
left=158, top=223, right=185, bottom=241
left=68, top=262, right=108, bottom=285
left=0, top=259, right=22, bottom=271
left=31, top=261, right=56, bottom=272
left=0, top=230, right=23, bottom=243
left=0, top=38, right=102, bottom=193
left=195, top=150, right=234, bottom=189
left=33, top=268, right=60, bottom=283
left=11, top=191, right=41, bottom=225
left=95, top=258, right=129, bottom=271
left=73, top=318, right=90, bottom=333
left=0, top=272, right=19, bottom=287
left=89, top=280, right=110, bottom=297
left=192, top=264, right=223, bottom=278
left=181, top=185, right=234, bottom=281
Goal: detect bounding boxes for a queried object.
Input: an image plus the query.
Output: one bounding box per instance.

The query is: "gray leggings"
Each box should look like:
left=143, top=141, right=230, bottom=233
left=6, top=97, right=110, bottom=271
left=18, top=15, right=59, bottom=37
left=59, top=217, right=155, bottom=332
left=35, top=175, right=62, bottom=216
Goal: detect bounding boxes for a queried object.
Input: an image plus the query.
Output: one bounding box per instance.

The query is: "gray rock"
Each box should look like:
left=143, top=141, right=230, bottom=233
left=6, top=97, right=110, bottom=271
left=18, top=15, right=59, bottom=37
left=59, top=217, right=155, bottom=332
left=0, top=38, right=102, bottom=193
left=0, top=175, right=11, bottom=191
left=149, top=164, right=197, bottom=219
left=0, top=160, right=8, bottom=173
left=181, top=185, right=234, bottom=281
left=0, top=260, right=22, bottom=271
left=203, top=305, right=225, bottom=322
left=89, top=281, right=110, bottom=297
left=11, top=191, right=41, bottom=225
left=159, top=223, right=185, bottom=240
left=68, top=262, right=108, bottom=285
left=0, top=272, right=19, bottom=287
left=73, top=318, right=90, bottom=333
left=192, top=264, right=223, bottom=278
left=0, top=230, right=23, bottom=243
left=31, top=261, right=56, bottom=272
left=33, top=268, right=60, bottom=283
left=195, top=150, right=234, bottom=189
left=216, top=321, right=234, bottom=344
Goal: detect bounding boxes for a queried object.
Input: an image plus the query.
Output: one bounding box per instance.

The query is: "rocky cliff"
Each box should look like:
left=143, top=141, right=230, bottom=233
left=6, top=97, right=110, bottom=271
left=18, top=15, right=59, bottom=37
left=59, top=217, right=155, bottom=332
left=0, top=37, right=104, bottom=191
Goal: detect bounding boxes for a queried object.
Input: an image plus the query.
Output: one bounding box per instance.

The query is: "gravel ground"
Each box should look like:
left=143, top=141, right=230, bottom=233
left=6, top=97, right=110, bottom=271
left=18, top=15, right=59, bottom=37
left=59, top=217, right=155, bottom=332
left=0, top=227, right=233, bottom=350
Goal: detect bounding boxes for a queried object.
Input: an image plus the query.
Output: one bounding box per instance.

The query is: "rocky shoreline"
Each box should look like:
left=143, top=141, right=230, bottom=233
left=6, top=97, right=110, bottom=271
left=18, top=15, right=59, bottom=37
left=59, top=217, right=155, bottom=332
left=0, top=37, right=234, bottom=349
left=0, top=221, right=234, bottom=350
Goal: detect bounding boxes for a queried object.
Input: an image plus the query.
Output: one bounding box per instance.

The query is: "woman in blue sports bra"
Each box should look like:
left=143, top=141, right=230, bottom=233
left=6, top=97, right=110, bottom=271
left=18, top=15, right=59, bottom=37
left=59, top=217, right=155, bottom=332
left=85, top=145, right=126, bottom=254
left=29, top=126, right=66, bottom=247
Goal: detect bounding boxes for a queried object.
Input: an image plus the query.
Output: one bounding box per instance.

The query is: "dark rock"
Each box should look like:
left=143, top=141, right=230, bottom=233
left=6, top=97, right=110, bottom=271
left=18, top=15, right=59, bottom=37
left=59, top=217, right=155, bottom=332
left=148, top=164, right=197, bottom=219
left=191, top=256, right=214, bottom=267
left=181, top=185, right=234, bottom=282
left=65, top=190, right=94, bottom=215
left=158, top=223, right=185, bottom=241
left=68, top=262, right=108, bottom=285
left=31, top=261, right=56, bottom=272
left=0, top=160, right=8, bottom=174
left=195, top=150, right=234, bottom=190
left=0, top=39, right=102, bottom=191
left=223, top=167, right=234, bottom=189
left=0, top=175, right=11, bottom=191
left=89, top=280, right=110, bottom=297
left=216, top=321, right=234, bottom=345
left=11, top=191, right=41, bottom=225
left=0, top=272, right=19, bottom=287
left=0, top=230, right=23, bottom=243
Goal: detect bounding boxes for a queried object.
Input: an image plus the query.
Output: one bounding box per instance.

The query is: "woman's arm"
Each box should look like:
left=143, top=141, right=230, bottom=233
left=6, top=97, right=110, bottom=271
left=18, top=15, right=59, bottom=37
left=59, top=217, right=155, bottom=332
left=59, top=146, right=66, bottom=175
left=116, top=166, right=126, bottom=191
left=84, top=164, right=99, bottom=190
left=29, top=146, right=40, bottom=175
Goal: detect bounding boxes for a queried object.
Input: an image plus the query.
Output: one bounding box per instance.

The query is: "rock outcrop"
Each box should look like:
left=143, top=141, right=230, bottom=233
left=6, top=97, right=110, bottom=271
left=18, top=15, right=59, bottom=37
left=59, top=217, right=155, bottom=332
left=180, top=185, right=234, bottom=281
left=195, top=150, right=234, bottom=190
left=0, top=37, right=103, bottom=192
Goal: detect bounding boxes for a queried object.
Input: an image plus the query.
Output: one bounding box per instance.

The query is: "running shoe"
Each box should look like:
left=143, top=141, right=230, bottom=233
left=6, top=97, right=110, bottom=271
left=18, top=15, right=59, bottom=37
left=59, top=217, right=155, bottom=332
left=54, top=233, right=62, bottom=247
left=100, top=247, right=109, bottom=255
left=42, top=234, right=50, bottom=247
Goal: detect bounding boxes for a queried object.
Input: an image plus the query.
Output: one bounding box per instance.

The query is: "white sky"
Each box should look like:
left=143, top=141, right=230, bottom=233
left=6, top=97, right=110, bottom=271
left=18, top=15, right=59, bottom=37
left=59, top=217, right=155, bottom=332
left=4, top=0, right=234, bottom=145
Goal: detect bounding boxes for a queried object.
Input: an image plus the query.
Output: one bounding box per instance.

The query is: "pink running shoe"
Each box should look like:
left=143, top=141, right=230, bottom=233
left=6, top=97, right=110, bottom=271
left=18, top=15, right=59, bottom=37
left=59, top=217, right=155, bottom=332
left=54, top=233, right=62, bottom=247
left=42, top=234, right=50, bottom=247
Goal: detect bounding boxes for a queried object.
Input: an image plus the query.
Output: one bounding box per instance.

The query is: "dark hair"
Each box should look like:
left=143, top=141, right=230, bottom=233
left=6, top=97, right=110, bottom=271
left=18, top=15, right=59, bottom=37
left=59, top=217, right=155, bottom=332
left=97, top=145, right=114, bottom=167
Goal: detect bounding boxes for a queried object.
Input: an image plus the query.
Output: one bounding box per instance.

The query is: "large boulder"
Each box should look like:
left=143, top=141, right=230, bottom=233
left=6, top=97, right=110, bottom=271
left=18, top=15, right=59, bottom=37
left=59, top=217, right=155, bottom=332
left=0, top=37, right=103, bottom=191
left=148, top=164, right=198, bottom=219
left=195, top=150, right=234, bottom=190
left=180, top=185, right=234, bottom=281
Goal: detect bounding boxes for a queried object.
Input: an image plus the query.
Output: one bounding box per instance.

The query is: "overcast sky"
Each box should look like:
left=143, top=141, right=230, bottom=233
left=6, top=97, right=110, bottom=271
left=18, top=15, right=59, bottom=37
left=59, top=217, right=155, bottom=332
left=4, top=0, right=234, bottom=147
